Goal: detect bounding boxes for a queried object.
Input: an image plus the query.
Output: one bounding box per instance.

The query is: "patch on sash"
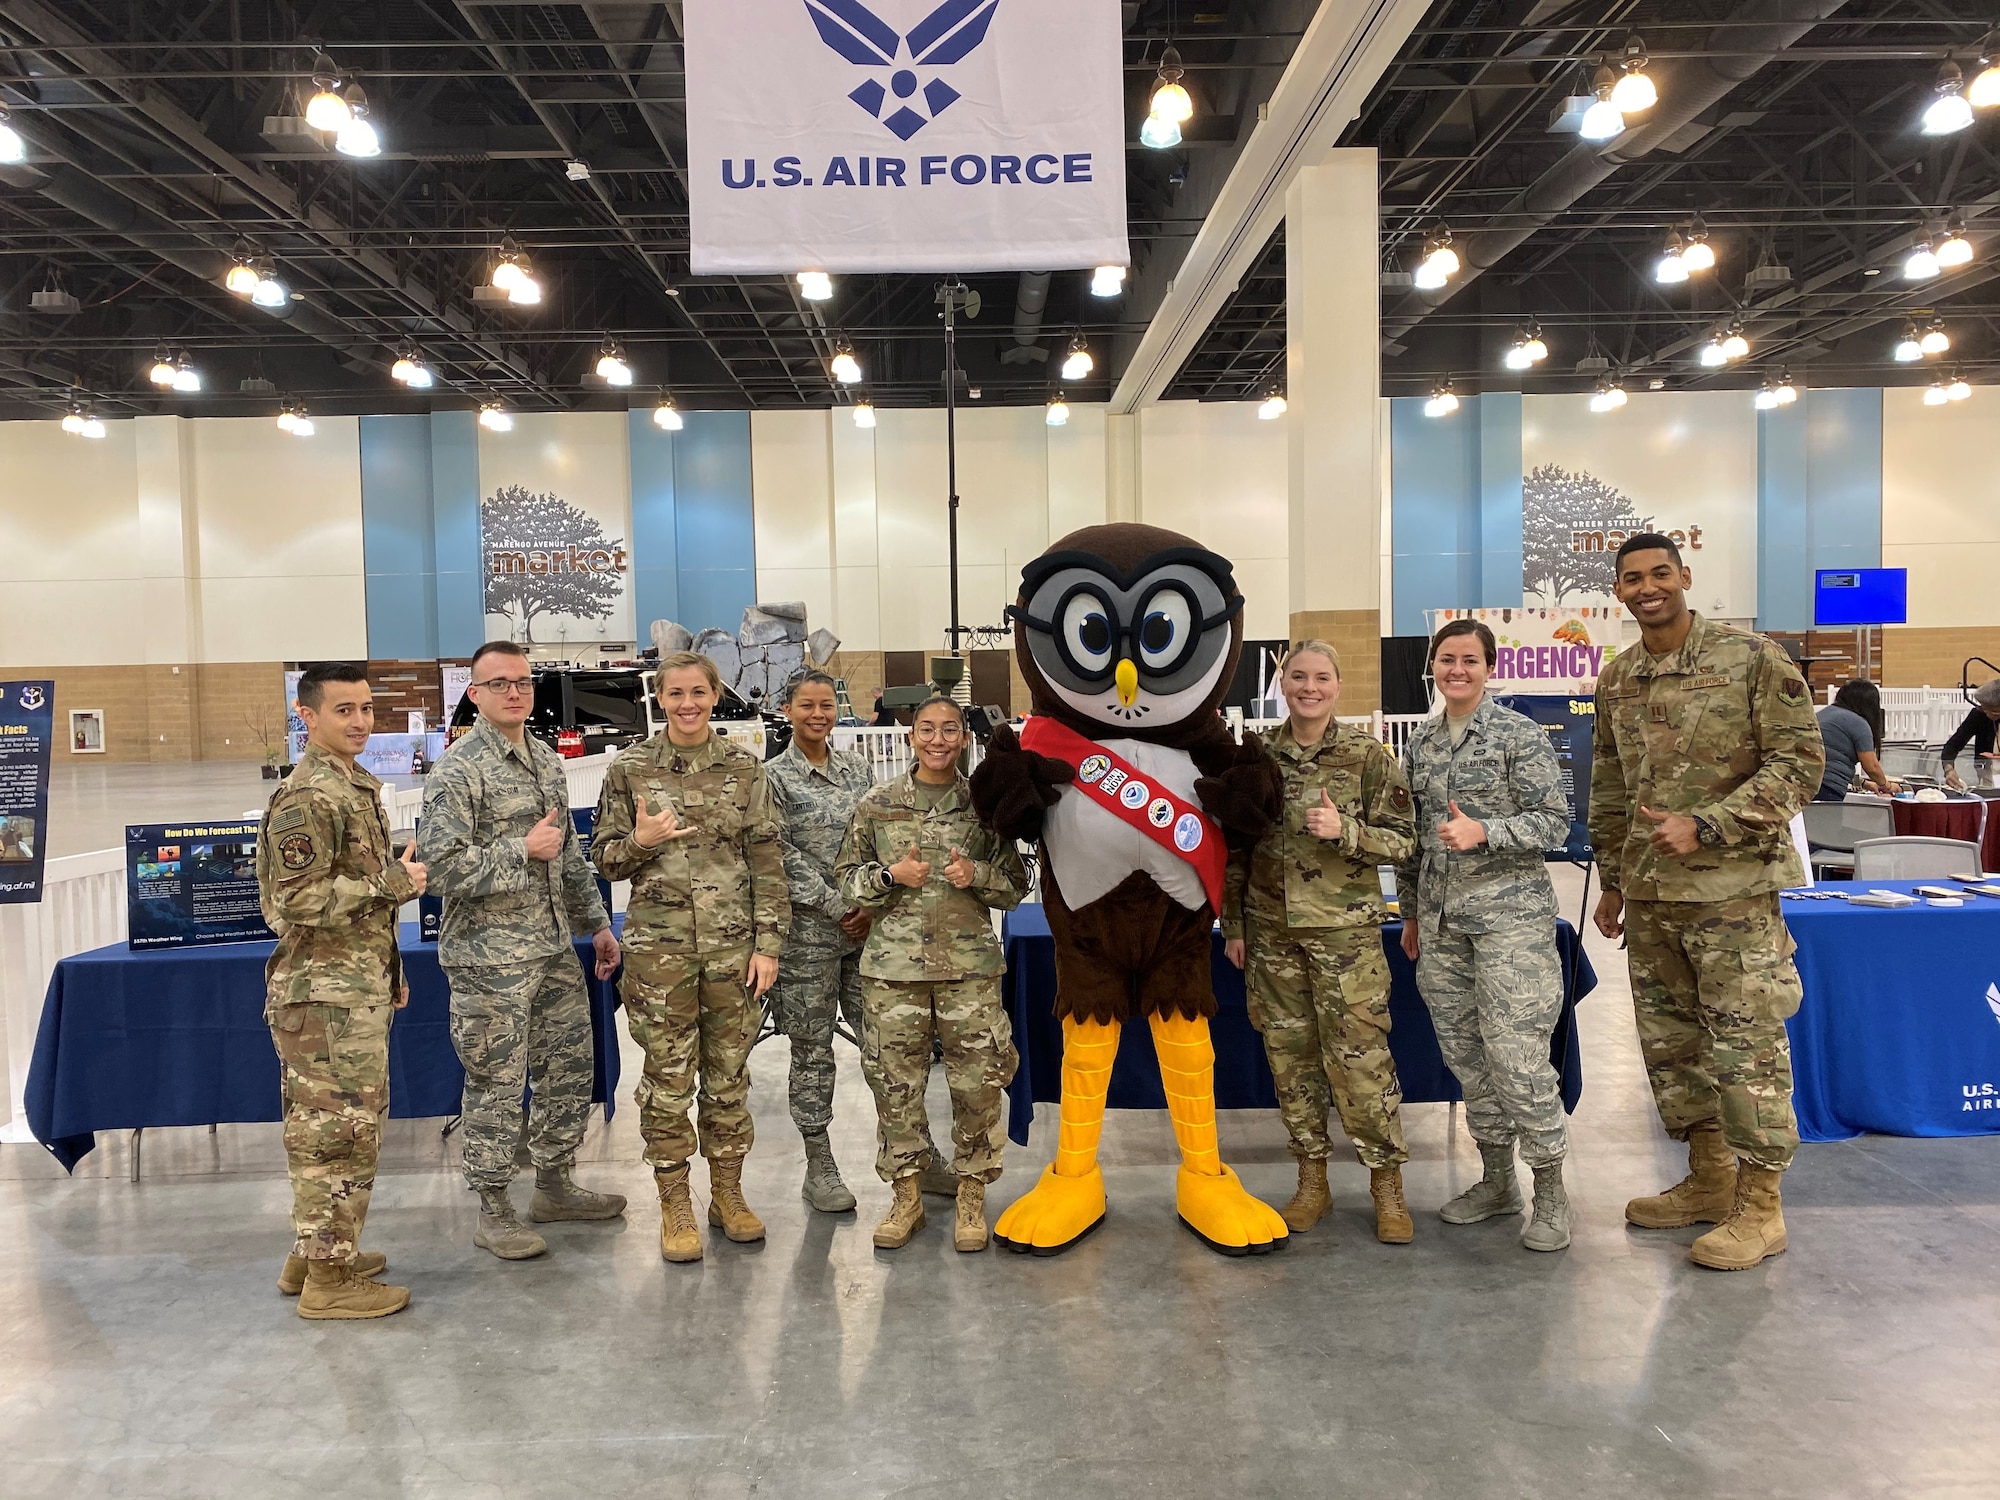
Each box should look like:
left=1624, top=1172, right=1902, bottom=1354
left=278, top=833, right=317, bottom=871
left=267, top=804, right=307, bottom=834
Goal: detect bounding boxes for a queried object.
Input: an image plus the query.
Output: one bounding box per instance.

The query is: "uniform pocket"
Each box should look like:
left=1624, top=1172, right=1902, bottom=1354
left=1722, top=946, right=1803, bottom=1024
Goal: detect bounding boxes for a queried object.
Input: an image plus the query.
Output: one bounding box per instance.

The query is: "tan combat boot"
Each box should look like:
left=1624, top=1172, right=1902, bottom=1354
left=473, top=1187, right=548, bottom=1260
left=1280, top=1157, right=1332, bottom=1233
left=873, top=1173, right=926, bottom=1248
left=1626, top=1124, right=1738, bottom=1228
left=296, top=1258, right=410, bottom=1320
left=954, top=1176, right=989, bottom=1252
left=278, top=1249, right=385, bottom=1296
left=1370, top=1165, right=1415, bottom=1244
left=1690, top=1164, right=1787, bottom=1270
left=658, top=1167, right=703, bottom=1263
left=706, top=1156, right=766, bottom=1243
left=528, top=1164, right=627, bottom=1222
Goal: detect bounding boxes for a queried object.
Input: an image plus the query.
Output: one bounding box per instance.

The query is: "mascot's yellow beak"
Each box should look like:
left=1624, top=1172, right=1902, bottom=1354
left=1114, top=658, right=1139, bottom=707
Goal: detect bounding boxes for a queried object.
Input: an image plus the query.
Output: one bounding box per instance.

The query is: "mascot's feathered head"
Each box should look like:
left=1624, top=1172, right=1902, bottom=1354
left=1008, top=522, right=1245, bottom=748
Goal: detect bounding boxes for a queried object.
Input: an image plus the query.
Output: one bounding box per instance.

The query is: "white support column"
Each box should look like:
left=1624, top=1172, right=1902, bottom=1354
left=1285, top=147, right=1383, bottom=709
left=132, top=414, right=201, bottom=666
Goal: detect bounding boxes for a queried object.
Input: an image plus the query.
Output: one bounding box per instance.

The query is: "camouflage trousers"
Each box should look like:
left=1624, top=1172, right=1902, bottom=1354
left=858, top=975, right=1017, bottom=1184
left=1625, top=894, right=1801, bottom=1171
left=1244, top=924, right=1409, bottom=1169
left=445, top=953, right=594, bottom=1192
left=1415, top=918, right=1567, bottom=1167
left=773, top=922, right=863, bottom=1135
left=622, top=942, right=758, bottom=1171
left=269, top=1001, right=390, bottom=1262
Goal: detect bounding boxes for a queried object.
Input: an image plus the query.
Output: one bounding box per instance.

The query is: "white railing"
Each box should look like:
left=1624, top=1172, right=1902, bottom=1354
left=1244, top=712, right=1433, bottom=759
left=380, top=747, right=621, bottom=831
left=0, top=846, right=128, bottom=1139
left=1824, top=686, right=1969, bottom=746
left=830, top=726, right=988, bottom=784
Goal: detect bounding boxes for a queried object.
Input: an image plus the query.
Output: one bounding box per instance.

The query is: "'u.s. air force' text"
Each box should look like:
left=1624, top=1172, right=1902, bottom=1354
left=722, top=153, right=1094, bottom=189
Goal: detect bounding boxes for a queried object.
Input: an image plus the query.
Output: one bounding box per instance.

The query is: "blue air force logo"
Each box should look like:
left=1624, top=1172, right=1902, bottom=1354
left=805, top=0, right=999, bottom=141
left=18, top=685, right=45, bottom=711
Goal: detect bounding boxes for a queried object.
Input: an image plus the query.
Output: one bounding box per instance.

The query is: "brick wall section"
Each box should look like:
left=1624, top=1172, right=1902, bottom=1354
left=1881, top=627, right=2000, bottom=692
left=366, top=660, right=446, bottom=732
left=2, top=663, right=287, bottom=762
left=198, top=664, right=289, bottom=762
left=827, top=650, right=883, bottom=719
left=1288, top=609, right=1382, bottom=715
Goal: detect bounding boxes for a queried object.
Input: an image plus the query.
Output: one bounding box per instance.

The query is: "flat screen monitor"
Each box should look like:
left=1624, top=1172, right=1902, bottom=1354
left=1814, top=568, right=1908, bottom=627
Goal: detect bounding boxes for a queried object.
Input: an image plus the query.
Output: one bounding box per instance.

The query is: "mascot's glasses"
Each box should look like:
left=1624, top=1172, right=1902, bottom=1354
left=1007, top=547, right=1242, bottom=687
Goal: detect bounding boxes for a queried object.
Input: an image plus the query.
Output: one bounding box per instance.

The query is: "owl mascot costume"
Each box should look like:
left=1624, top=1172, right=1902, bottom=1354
left=971, top=523, right=1290, bottom=1256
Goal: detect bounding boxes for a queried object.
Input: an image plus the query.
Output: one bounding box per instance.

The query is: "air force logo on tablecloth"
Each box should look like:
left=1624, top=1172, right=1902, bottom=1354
left=807, top=0, right=998, bottom=140
left=1987, top=982, right=2000, bottom=1027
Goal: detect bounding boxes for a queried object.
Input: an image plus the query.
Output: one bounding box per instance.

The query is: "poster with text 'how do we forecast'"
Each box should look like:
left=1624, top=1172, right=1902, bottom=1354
left=125, top=821, right=274, bottom=950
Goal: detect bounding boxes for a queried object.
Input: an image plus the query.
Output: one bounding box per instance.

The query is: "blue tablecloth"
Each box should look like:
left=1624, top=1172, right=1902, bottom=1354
left=1783, top=880, right=2000, bottom=1142
left=25, top=917, right=624, bottom=1171
left=1001, top=905, right=1594, bottom=1147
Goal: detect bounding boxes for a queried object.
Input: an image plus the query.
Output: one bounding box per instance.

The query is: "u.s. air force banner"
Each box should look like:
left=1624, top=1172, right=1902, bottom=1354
left=685, top=0, right=1129, bottom=273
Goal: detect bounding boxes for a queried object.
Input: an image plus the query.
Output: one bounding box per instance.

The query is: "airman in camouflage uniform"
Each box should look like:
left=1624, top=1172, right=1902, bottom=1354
left=834, top=752, right=1025, bottom=1251
left=592, top=712, right=789, bottom=1260
left=1398, top=691, right=1573, bottom=1248
left=1223, top=710, right=1417, bottom=1240
left=766, top=736, right=876, bottom=1208
left=1592, top=535, right=1824, bottom=1271
left=258, top=663, right=419, bottom=1319
left=420, top=685, right=622, bottom=1260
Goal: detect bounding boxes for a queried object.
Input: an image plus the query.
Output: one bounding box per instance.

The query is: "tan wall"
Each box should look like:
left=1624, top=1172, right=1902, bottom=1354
left=1288, top=609, right=1381, bottom=714
left=828, top=650, right=883, bottom=718
left=1880, top=627, right=2000, bottom=690
left=4, top=663, right=286, bottom=762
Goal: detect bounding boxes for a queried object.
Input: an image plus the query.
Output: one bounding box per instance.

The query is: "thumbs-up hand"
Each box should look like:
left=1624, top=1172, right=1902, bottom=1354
left=524, top=806, right=566, bottom=862
left=888, top=843, right=931, bottom=888
left=1303, top=787, right=1344, bottom=841
left=398, top=841, right=428, bottom=896
left=1640, top=804, right=1701, bottom=856
left=1437, top=799, right=1488, bottom=852
left=944, top=846, right=978, bottom=889
left=632, top=793, right=693, bottom=852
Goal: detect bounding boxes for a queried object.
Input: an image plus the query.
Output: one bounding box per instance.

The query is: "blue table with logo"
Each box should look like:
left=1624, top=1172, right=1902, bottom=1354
left=25, top=918, right=623, bottom=1172
left=1782, top=880, right=2000, bottom=1141
left=1001, top=904, right=1595, bottom=1146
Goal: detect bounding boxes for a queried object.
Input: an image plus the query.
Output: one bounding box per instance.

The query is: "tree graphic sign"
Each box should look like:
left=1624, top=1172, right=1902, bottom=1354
left=1521, top=463, right=1654, bottom=604
left=481, top=484, right=629, bottom=642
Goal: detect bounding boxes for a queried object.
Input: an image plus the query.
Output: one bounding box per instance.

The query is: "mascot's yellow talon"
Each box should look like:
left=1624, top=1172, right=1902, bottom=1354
left=1177, top=1164, right=1289, bottom=1257
left=993, top=1163, right=1107, bottom=1256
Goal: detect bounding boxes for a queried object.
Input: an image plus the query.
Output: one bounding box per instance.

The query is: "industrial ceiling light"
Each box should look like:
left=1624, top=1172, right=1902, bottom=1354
left=828, top=343, right=862, bottom=384
left=1503, top=323, right=1548, bottom=370
left=60, top=407, right=85, bottom=434
left=594, top=339, right=634, bottom=386
left=1045, top=395, right=1070, bottom=427
left=796, top=270, right=834, bottom=302
left=1060, top=336, right=1094, bottom=381
left=564, top=159, right=590, bottom=182
left=1775, top=369, right=1799, bottom=405
left=1754, top=378, right=1781, bottom=412
left=405, top=355, right=433, bottom=389
left=1904, top=237, right=1941, bottom=280
left=1893, top=323, right=1925, bottom=362
left=390, top=349, right=416, bottom=383
left=1946, top=368, right=1972, bottom=401
left=1681, top=218, right=1716, bottom=272
left=478, top=401, right=513, bottom=432
left=1091, top=265, right=1127, bottom=298
left=277, top=404, right=297, bottom=432
left=1150, top=46, right=1193, bottom=126
left=148, top=346, right=178, bottom=386
left=1697, top=336, right=1729, bottom=368
left=1579, top=67, right=1625, bottom=142
left=652, top=394, right=683, bottom=431
left=172, top=354, right=201, bottom=393
left=1414, top=227, right=1460, bottom=291
left=1609, top=36, right=1657, bottom=113
left=1920, top=317, right=1951, bottom=355
left=1257, top=388, right=1288, bottom=420
left=1923, top=376, right=1950, bottom=406
left=1423, top=380, right=1459, bottom=418
left=79, top=409, right=105, bottom=439
left=224, top=249, right=260, bottom=297
left=304, top=59, right=351, bottom=131
left=1935, top=218, right=1974, bottom=268
left=1923, top=63, right=1974, bottom=135
left=490, top=247, right=525, bottom=293
left=333, top=84, right=381, bottom=157
left=0, top=105, right=26, bottom=165
left=1654, top=231, right=1689, bottom=284
left=250, top=261, right=289, bottom=309
left=1139, top=112, right=1182, bottom=149
left=1588, top=378, right=1628, bottom=413
left=1720, top=323, right=1750, bottom=360
left=1972, top=39, right=2000, bottom=108
left=278, top=402, right=314, bottom=436
left=852, top=399, right=878, bottom=429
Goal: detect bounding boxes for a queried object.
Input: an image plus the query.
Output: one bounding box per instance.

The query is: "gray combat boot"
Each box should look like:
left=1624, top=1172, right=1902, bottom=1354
left=528, top=1164, right=627, bottom=1223
left=1521, top=1162, right=1572, bottom=1252
left=474, top=1186, right=549, bottom=1260
left=800, top=1132, right=857, bottom=1213
left=1439, top=1142, right=1523, bottom=1224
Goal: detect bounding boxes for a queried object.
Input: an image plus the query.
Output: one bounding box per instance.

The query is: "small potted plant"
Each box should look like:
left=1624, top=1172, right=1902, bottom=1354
left=246, top=703, right=285, bottom=780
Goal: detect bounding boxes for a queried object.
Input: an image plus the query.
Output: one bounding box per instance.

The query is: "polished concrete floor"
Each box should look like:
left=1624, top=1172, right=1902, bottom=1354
left=4, top=843, right=1997, bottom=1494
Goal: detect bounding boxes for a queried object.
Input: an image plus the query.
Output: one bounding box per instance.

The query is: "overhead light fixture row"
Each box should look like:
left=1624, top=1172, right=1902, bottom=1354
left=1257, top=388, right=1288, bottom=420
left=333, top=83, right=381, bottom=157
left=1060, top=336, right=1094, bottom=382
left=1503, top=323, right=1549, bottom=370
left=594, top=339, right=634, bottom=387
left=61, top=401, right=106, bottom=439
left=276, top=401, right=315, bottom=437
left=1091, top=265, right=1127, bottom=298
left=1423, top=380, right=1458, bottom=418
left=489, top=242, right=543, bottom=306
left=829, top=343, right=862, bottom=385
left=478, top=401, right=513, bottom=432
left=1142, top=45, right=1191, bottom=148
left=852, top=399, right=878, bottom=430
left=796, top=270, right=834, bottom=302
left=1414, top=227, right=1460, bottom=291
left=1922, top=62, right=1974, bottom=136
left=1045, top=396, right=1070, bottom=427
left=1589, top=378, right=1628, bottom=413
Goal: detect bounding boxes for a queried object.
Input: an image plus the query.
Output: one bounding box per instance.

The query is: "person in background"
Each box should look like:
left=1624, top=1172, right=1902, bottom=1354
left=257, top=661, right=423, bottom=1320
left=870, top=695, right=898, bottom=728
left=592, top=651, right=789, bottom=1264
left=1222, top=641, right=1419, bottom=1245
left=766, top=670, right=877, bottom=1213
left=1590, top=533, right=1823, bottom=1272
left=834, top=696, right=1026, bottom=1254
left=1397, top=620, right=1576, bottom=1252
left=1941, top=678, right=2000, bottom=790
left=419, top=640, right=625, bottom=1262
left=1814, top=680, right=1896, bottom=799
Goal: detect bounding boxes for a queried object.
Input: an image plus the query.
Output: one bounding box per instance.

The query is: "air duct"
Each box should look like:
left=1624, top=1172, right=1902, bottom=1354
left=999, top=271, right=1052, bottom=364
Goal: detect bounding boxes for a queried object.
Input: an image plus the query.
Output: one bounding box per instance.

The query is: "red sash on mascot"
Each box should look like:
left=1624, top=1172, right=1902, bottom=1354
left=1019, top=715, right=1227, bottom=915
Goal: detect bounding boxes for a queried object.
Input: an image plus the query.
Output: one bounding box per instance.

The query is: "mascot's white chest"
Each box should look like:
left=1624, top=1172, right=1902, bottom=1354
left=1043, top=737, right=1207, bottom=912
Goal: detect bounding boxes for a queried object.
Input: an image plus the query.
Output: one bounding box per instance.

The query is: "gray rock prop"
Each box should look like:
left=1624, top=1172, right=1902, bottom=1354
left=740, top=604, right=807, bottom=646
left=693, top=628, right=742, bottom=691
left=650, top=619, right=693, bottom=654
left=687, top=605, right=836, bottom=705
left=806, top=627, right=840, bottom=665
left=758, top=600, right=808, bottom=622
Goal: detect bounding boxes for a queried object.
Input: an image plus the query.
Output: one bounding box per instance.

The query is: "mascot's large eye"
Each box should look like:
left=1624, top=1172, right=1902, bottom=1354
left=1060, top=591, right=1116, bottom=676
left=1136, top=589, right=1194, bottom=671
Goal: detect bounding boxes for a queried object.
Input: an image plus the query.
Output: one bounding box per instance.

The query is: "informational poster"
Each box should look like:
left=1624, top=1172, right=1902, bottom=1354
left=1492, top=693, right=1594, bottom=862
left=685, top=0, right=1129, bottom=273
left=284, top=669, right=306, bottom=765
left=125, top=820, right=274, bottom=949
left=1426, top=608, right=1623, bottom=696
left=0, top=680, right=55, bottom=905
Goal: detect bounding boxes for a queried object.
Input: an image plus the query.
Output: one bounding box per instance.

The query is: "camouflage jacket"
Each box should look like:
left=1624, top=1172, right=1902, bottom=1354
left=1589, top=613, right=1824, bottom=901
left=592, top=730, right=789, bottom=958
left=768, top=739, right=876, bottom=950
left=1223, top=719, right=1416, bottom=936
left=1395, top=698, right=1569, bottom=935
left=257, top=743, right=414, bottom=1011
left=416, top=716, right=608, bottom=967
left=834, top=770, right=1026, bottom=981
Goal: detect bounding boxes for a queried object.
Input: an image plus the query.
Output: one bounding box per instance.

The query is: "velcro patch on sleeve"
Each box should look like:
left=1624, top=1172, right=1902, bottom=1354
left=1389, top=785, right=1411, bottom=811
left=267, top=803, right=307, bottom=834
left=278, top=833, right=317, bottom=871
left=1778, top=676, right=1807, bottom=702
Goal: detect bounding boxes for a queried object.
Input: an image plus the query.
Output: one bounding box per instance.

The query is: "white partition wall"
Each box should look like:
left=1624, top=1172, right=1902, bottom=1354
left=1137, top=400, right=1290, bottom=640
left=1882, top=388, right=2000, bottom=629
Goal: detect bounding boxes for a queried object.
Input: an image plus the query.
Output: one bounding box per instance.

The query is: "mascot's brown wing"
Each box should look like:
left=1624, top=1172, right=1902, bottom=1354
left=970, top=721, right=1077, bottom=843
left=1190, top=717, right=1283, bottom=851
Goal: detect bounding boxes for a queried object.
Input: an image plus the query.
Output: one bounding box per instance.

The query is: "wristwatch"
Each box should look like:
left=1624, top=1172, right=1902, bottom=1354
left=879, top=866, right=898, bottom=890
left=1694, top=815, right=1723, bottom=848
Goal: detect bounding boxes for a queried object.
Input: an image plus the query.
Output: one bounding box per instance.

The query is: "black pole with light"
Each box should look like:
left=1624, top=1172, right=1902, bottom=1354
left=936, top=280, right=979, bottom=655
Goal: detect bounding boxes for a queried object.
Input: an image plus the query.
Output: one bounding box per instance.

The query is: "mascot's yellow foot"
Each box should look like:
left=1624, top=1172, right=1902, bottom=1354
left=993, top=1163, right=1107, bottom=1256
left=1177, top=1164, right=1289, bottom=1257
